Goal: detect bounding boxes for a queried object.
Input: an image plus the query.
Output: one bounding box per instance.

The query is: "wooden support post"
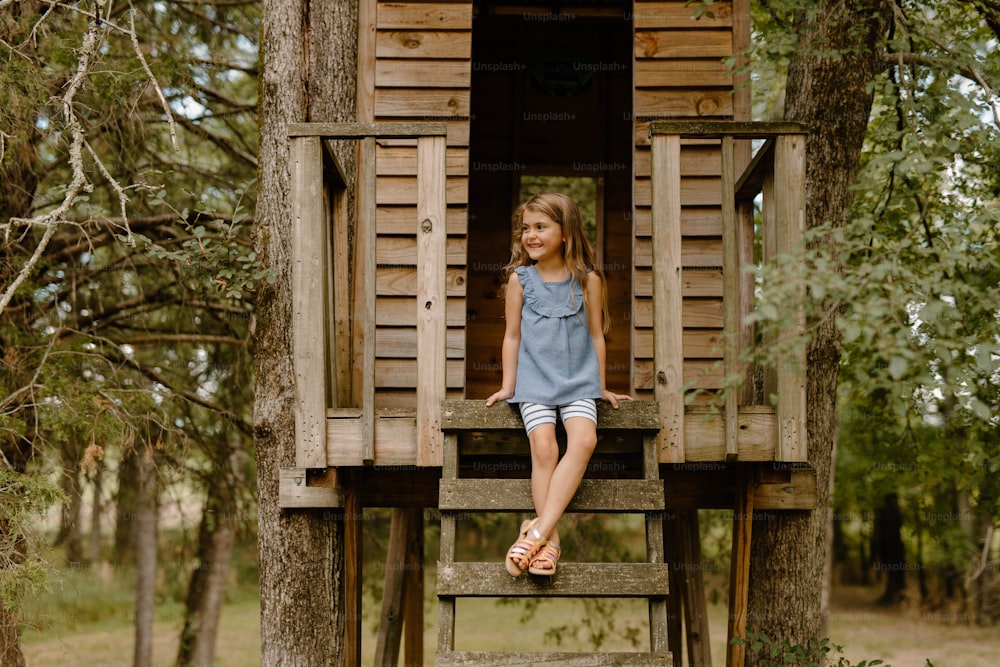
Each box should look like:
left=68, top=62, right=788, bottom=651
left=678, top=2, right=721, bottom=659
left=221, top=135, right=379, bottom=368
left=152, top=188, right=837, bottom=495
left=437, top=433, right=459, bottom=653
left=726, top=465, right=755, bottom=667
left=650, top=132, right=685, bottom=463
left=416, top=134, right=447, bottom=467
left=343, top=470, right=363, bottom=667
left=358, top=136, right=377, bottom=465
left=678, top=509, right=712, bottom=667
left=290, top=136, right=328, bottom=469
left=643, top=434, right=670, bottom=653
left=663, top=513, right=684, bottom=667
left=403, top=507, right=425, bottom=667
left=774, top=135, right=807, bottom=462
left=721, top=135, right=740, bottom=461
left=375, top=508, right=411, bottom=666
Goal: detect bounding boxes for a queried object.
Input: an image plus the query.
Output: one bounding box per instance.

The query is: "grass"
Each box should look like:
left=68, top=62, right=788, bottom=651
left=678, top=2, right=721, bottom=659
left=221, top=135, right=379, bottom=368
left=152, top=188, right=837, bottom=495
left=22, top=560, right=1000, bottom=667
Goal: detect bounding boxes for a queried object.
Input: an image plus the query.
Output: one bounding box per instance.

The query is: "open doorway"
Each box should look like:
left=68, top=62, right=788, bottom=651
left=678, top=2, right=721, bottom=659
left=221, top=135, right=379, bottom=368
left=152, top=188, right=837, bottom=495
left=464, top=0, right=633, bottom=399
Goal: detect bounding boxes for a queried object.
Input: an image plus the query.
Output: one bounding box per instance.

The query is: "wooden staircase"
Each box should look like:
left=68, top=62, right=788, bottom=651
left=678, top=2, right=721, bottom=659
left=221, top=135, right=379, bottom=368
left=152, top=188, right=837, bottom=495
left=436, top=400, right=672, bottom=666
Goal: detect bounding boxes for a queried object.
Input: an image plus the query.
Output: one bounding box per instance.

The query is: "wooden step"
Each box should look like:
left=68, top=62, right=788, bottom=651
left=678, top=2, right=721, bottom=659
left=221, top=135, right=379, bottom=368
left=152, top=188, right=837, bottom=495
left=437, top=650, right=673, bottom=666
left=437, top=562, right=670, bottom=597
left=439, top=479, right=664, bottom=512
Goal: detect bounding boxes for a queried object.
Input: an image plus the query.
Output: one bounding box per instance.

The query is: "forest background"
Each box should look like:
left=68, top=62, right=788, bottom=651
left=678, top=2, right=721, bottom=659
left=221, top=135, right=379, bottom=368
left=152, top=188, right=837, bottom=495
left=0, top=0, right=998, bottom=665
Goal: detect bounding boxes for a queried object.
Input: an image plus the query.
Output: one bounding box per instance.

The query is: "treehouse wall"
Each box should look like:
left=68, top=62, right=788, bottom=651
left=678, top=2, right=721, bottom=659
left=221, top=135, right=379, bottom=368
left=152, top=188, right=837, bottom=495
left=355, top=0, right=750, bottom=409
left=361, top=1, right=473, bottom=408
left=632, top=0, right=750, bottom=400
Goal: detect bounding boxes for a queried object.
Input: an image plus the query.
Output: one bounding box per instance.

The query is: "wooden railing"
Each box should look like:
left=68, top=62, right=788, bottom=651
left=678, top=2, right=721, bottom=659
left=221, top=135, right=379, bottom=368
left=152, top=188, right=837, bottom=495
left=287, top=122, right=448, bottom=470
left=649, top=121, right=808, bottom=463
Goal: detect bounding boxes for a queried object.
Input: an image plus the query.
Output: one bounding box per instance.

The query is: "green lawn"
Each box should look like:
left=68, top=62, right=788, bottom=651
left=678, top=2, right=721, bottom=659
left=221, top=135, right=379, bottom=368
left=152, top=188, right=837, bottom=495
left=20, top=560, right=1000, bottom=666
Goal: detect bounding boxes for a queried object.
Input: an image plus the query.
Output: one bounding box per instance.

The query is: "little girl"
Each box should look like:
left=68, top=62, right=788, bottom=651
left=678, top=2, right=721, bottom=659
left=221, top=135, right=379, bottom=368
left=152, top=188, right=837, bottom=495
left=486, top=192, right=631, bottom=577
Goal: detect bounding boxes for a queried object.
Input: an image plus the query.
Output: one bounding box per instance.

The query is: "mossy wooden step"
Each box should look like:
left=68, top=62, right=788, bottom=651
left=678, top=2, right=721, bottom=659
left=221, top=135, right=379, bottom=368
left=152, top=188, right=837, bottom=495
left=436, top=562, right=670, bottom=597
left=436, top=650, right=673, bottom=666
left=439, top=479, right=664, bottom=512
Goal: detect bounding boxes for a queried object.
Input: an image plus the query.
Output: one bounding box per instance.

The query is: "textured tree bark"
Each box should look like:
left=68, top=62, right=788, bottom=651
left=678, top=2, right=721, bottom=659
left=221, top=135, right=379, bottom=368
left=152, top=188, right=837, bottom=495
left=256, top=0, right=358, bottom=663
left=745, top=1, right=891, bottom=658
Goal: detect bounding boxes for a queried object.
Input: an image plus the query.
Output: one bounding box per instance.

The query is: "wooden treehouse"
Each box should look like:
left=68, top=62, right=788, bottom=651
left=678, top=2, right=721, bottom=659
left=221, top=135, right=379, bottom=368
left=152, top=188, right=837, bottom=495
left=280, top=0, right=815, bottom=665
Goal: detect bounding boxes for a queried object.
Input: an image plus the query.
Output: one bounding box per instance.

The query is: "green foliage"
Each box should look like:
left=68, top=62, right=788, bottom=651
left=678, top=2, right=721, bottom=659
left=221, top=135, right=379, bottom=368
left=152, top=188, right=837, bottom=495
left=731, top=629, right=889, bottom=667
left=0, top=470, right=64, bottom=610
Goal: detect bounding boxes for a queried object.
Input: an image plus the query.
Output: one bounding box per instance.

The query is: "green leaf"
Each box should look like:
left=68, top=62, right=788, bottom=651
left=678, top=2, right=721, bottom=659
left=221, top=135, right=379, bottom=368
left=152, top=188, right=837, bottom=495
left=888, top=356, right=908, bottom=380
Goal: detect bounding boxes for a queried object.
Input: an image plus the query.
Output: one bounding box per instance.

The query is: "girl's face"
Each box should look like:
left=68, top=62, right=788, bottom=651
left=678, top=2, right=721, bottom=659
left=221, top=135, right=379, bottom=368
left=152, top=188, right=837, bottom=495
left=520, top=208, right=565, bottom=264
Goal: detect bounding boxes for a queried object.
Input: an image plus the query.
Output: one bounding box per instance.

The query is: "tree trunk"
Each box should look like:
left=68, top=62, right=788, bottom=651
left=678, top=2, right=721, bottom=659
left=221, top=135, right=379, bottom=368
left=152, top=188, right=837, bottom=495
left=746, top=0, right=891, bottom=656
left=176, top=441, right=246, bottom=667
left=56, top=437, right=86, bottom=564
left=114, top=449, right=142, bottom=564
left=133, top=448, right=160, bottom=667
left=874, top=493, right=907, bottom=605
left=256, top=0, right=357, bottom=663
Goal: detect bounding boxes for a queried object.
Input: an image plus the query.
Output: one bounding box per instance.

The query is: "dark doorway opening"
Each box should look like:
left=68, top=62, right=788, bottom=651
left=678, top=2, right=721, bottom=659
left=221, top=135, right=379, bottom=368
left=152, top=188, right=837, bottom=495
left=464, top=1, right=634, bottom=398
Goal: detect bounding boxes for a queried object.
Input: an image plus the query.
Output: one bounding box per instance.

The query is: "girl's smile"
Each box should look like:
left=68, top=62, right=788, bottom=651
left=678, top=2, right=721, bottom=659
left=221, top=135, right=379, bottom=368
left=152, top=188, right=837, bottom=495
left=521, top=209, right=565, bottom=265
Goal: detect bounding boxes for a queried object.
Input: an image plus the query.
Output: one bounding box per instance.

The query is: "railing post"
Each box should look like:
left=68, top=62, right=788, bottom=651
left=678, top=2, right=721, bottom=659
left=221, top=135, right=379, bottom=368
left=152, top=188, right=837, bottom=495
left=721, top=135, right=740, bottom=460
left=357, top=136, right=378, bottom=465
left=774, top=134, right=807, bottom=461
left=291, top=135, right=329, bottom=468
left=416, top=134, right=447, bottom=467
left=650, top=132, right=685, bottom=463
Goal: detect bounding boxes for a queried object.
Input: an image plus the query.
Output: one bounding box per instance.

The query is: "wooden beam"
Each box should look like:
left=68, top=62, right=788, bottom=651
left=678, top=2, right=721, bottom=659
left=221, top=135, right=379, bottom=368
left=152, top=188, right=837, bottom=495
left=343, top=469, right=363, bottom=667
left=403, top=508, right=424, bottom=667
left=374, top=508, right=410, bottom=666
left=290, top=136, right=328, bottom=468
left=417, top=135, right=448, bottom=467
left=359, top=137, right=377, bottom=465
left=649, top=120, right=808, bottom=139
left=356, top=0, right=375, bottom=123
left=650, top=133, right=685, bottom=462
left=726, top=467, right=755, bottom=667
left=774, top=135, right=808, bottom=462
left=721, top=135, right=739, bottom=461
left=277, top=468, right=342, bottom=509
left=288, top=121, right=448, bottom=138
left=678, top=510, right=712, bottom=667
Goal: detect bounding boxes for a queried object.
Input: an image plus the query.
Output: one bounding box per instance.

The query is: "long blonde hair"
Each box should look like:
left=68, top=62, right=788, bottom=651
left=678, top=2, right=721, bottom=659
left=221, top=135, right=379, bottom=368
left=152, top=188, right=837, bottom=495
left=501, top=193, right=609, bottom=333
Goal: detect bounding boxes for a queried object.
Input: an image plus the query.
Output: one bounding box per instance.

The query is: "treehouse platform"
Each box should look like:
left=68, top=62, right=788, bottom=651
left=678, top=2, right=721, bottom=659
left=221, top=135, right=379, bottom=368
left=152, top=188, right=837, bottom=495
left=275, top=1, right=816, bottom=665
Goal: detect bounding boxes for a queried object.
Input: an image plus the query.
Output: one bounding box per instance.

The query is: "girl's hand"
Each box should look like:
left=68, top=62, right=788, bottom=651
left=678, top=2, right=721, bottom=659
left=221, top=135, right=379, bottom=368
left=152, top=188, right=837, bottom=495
left=602, top=389, right=632, bottom=409
left=485, top=388, right=513, bottom=407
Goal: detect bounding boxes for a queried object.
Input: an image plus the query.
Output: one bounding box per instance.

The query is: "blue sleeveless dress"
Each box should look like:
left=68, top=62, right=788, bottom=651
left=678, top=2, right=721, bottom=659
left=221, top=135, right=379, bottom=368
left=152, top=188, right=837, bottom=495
left=507, top=265, right=602, bottom=405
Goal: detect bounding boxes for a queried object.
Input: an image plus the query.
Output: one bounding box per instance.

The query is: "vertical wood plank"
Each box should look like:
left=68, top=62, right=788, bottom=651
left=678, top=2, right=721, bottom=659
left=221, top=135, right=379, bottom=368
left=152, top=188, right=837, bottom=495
left=344, top=470, right=363, bottom=667
left=678, top=510, right=712, bottom=667
left=738, top=198, right=757, bottom=405
left=374, top=508, right=409, bottom=665
left=726, top=466, right=755, bottom=667
left=357, top=0, right=376, bottom=122
left=332, top=186, right=354, bottom=407
left=721, top=136, right=739, bottom=460
left=416, top=135, right=447, bottom=467
left=360, top=136, right=377, bottom=464
left=403, top=508, right=425, bottom=667
left=438, top=433, right=459, bottom=654
left=643, top=434, right=670, bottom=653
left=761, top=168, right=778, bottom=403
left=664, top=514, right=684, bottom=667
left=774, top=135, right=807, bottom=462
left=291, top=136, right=328, bottom=468
left=651, top=133, right=685, bottom=462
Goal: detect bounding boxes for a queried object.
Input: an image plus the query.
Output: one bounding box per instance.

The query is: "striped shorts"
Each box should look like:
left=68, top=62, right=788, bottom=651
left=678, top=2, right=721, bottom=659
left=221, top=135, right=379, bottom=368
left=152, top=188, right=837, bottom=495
left=519, top=399, right=598, bottom=436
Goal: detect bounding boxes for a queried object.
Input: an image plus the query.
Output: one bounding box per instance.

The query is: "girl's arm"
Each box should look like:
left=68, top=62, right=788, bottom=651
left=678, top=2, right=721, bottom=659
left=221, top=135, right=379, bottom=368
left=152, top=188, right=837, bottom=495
left=485, top=273, right=523, bottom=406
left=585, top=273, right=631, bottom=409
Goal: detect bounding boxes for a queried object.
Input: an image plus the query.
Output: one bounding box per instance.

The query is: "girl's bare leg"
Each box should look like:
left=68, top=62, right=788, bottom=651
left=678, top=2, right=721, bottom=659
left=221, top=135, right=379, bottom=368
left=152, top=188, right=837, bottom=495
left=530, top=417, right=597, bottom=543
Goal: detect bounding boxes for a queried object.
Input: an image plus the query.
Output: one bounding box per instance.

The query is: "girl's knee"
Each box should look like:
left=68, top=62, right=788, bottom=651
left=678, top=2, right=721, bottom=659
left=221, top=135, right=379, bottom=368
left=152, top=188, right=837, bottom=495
left=529, top=431, right=560, bottom=466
